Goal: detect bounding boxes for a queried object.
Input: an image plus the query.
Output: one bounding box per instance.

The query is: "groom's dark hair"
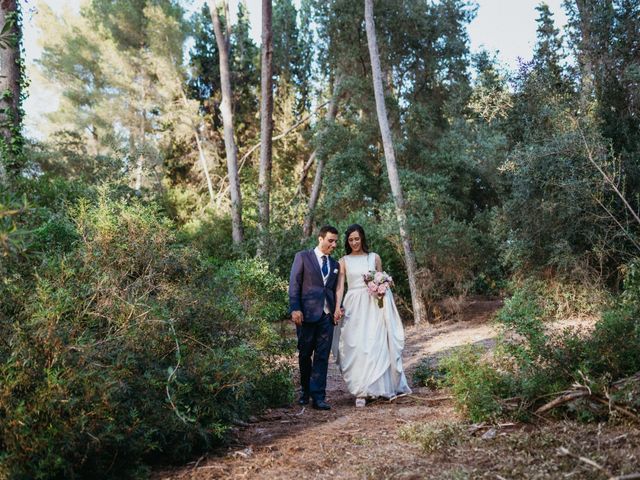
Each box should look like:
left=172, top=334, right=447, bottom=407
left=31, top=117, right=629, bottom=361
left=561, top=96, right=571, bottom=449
left=318, top=225, right=339, bottom=238
left=344, top=224, right=369, bottom=254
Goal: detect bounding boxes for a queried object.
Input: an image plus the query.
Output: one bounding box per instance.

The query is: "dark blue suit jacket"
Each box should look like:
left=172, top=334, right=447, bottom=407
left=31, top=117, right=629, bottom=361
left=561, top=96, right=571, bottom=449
left=289, top=250, right=340, bottom=323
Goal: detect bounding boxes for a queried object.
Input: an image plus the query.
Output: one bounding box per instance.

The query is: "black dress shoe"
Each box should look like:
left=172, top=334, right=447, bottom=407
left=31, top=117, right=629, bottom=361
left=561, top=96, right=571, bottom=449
left=298, top=395, right=309, bottom=405
left=312, top=400, right=331, bottom=410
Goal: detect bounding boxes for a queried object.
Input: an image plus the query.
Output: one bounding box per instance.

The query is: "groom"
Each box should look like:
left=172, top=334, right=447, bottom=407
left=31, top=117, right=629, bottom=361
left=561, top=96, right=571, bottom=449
left=289, top=225, right=341, bottom=410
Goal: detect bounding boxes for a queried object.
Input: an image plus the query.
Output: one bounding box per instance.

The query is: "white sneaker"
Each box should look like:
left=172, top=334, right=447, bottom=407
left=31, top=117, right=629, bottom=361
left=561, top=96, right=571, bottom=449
left=355, top=397, right=366, bottom=408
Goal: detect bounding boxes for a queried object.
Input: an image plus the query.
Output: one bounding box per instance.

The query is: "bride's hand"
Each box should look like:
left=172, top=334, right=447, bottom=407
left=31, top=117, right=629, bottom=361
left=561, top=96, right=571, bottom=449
left=333, top=309, right=342, bottom=324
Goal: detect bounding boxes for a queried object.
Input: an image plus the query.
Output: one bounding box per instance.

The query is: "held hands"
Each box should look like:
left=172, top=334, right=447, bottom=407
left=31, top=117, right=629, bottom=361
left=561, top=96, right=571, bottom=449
left=292, top=309, right=343, bottom=326
left=292, top=310, right=303, bottom=326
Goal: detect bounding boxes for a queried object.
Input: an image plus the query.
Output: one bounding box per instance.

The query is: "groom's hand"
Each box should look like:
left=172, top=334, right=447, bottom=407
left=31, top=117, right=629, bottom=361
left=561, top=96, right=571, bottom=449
left=292, top=310, right=303, bottom=326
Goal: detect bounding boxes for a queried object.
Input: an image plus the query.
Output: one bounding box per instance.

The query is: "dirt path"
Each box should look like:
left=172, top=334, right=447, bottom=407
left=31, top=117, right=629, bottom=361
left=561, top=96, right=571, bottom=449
left=153, top=299, right=500, bottom=479
left=154, top=299, right=640, bottom=480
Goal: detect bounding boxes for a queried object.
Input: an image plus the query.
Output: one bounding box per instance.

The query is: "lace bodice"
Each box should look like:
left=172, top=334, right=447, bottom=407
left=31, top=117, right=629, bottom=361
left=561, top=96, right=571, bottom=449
left=344, top=253, right=376, bottom=290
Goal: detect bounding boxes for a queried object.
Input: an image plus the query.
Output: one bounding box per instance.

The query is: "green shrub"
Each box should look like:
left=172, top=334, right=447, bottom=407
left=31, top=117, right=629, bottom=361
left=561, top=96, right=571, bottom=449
left=444, top=269, right=640, bottom=423
left=179, top=212, right=237, bottom=264
left=499, top=278, right=607, bottom=324
left=214, top=258, right=289, bottom=324
left=412, top=360, right=448, bottom=390
left=441, top=346, right=513, bottom=422
left=620, top=260, right=640, bottom=308
left=31, top=213, right=79, bottom=254
left=0, top=194, right=294, bottom=479
left=583, top=306, right=640, bottom=377
left=0, top=192, right=28, bottom=265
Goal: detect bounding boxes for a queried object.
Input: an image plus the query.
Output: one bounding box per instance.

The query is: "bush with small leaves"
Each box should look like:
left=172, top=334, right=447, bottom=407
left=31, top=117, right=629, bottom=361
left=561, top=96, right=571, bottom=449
left=0, top=191, right=294, bottom=479
left=444, top=271, right=640, bottom=422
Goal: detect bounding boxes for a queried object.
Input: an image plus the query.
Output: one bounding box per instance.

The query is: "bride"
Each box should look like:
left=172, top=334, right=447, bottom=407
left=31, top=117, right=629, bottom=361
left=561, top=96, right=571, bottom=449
left=332, top=224, right=411, bottom=407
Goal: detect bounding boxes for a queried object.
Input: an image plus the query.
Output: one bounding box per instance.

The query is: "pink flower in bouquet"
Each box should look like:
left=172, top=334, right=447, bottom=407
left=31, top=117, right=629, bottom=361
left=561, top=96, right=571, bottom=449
left=362, top=269, right=394, bottom=308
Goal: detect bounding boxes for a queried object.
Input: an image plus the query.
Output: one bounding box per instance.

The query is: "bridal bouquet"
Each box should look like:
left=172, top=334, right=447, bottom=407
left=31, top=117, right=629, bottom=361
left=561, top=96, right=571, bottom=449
left=363, top=270, right=394, bottom=308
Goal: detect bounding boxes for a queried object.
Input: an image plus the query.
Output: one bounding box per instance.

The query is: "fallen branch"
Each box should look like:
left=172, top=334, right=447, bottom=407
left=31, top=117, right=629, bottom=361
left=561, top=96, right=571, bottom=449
left=612, top=372, right=640, bottom=389
left=557, top=446, right=612, bottom=477
left=534, top=382, right=640, bottom=423
left=467, top=422, right=517, bottom=435
left=592, top=396, right=640, bottom=422
left=535, top=390, right=590, bottom=415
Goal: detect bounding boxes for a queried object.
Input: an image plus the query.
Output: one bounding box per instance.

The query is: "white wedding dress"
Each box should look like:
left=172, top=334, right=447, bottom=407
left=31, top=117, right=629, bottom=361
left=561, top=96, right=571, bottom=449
left=332, top=253, right=412, bottom=398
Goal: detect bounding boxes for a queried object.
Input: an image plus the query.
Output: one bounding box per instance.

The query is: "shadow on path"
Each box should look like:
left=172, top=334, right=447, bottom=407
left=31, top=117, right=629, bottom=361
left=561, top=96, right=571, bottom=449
left=152, top=298, right=505, bottom=480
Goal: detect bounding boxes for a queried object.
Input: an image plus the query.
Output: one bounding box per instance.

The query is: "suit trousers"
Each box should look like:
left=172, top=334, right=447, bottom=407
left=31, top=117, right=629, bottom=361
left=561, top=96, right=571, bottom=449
left=296, top=312, right=334, bottom=402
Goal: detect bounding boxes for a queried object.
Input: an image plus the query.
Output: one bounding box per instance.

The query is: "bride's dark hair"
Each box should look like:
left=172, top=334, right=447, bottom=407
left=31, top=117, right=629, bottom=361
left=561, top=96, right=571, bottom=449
left=344, top=224, right=369, bottom=255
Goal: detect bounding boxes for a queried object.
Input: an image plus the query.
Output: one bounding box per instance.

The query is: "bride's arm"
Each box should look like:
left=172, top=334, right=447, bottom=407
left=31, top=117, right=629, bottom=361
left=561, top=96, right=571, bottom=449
left=334, top=258, right=346, bottom=322
left=375, top=253, right=382, bottom=272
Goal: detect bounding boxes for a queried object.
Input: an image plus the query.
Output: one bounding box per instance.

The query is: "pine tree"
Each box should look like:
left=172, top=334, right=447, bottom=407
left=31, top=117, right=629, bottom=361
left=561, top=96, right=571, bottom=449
left=37, top=0, right=188, bottom=188
left=533, top=3, right=566, bottom=89
left=365, top=0, right=427, bottom=325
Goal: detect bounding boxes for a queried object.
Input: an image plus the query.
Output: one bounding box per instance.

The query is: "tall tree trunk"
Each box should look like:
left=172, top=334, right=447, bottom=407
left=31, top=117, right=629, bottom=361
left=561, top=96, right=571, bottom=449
left=208, top=0, right=244, bottom=245
left=302, top=79, right=340, bottom=239
left=0, top=0, right=22, bottom=174
left=257, top=0, right=274, bottom=258
left=364, top=0, right=427, bottom=325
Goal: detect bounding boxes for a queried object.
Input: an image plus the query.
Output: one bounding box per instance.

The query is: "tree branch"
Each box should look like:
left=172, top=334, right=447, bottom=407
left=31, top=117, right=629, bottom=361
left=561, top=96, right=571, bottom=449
left=216, top=101, right=330, bottom=195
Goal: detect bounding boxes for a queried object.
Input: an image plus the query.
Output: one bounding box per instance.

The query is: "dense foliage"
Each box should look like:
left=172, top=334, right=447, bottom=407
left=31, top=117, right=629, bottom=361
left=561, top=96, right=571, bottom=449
left=440, top=273, right=640, bottom=423
left=24, top=0, right=640, bottom=298
left=0, top=179, right=293, bottom=479
left=1, top=0, right=639, bottom=476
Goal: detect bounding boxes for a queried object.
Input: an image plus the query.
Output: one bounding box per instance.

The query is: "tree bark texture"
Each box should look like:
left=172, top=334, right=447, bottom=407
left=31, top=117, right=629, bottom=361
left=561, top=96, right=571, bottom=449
left=257, top=0, right=274, bottom=258
left=364, top=0, right=427, bottom=325
left=0, top=0, right=22, bottom=169
left=208, top=0, right=244, bottom=245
